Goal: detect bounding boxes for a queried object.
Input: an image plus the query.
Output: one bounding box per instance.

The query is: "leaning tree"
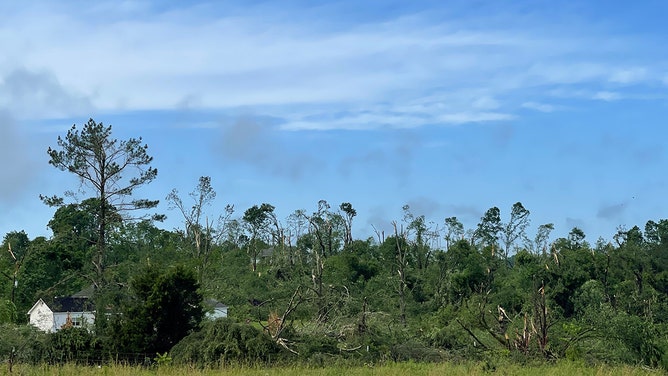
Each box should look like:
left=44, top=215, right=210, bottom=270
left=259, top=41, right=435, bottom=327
left=41, top=119, right=161, bottom=285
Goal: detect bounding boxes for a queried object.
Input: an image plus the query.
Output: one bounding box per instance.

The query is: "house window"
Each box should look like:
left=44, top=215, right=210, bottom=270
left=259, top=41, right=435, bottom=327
left=71, top=316, right=82, bottom=327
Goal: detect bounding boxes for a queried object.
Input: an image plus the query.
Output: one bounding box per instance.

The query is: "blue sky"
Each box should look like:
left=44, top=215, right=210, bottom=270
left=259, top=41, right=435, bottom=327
left=1, top=0, right=668, bottom=246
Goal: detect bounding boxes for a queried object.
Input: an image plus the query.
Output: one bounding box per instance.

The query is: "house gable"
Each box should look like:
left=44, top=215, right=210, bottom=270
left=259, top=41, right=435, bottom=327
left=27, top=294, right=96, bottom=333
left=27, top=299, right=56, bottom=332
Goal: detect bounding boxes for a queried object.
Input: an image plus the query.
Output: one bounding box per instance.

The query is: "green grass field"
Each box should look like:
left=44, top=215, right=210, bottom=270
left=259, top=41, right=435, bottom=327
left=2, top=362, right=662, bottom=376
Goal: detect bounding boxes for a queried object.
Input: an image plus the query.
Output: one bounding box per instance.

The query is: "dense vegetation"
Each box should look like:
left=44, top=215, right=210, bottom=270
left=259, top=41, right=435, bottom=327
left=1, top=121, right=666, bottom=371
left=2, top=361, right=662, bottom=376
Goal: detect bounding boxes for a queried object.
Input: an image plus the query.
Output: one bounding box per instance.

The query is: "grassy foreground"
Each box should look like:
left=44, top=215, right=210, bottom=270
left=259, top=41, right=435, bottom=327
left=1, top=362, right=662, bottom=376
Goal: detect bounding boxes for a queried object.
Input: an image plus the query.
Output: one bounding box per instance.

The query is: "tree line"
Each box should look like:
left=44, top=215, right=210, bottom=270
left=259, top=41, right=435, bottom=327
left=1, top=120, right=666, bottom=369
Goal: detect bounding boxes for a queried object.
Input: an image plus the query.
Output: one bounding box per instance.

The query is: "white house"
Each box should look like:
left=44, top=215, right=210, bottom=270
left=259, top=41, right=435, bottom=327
left=28, top=292, right=227, bottom=331
left=27, top=296, right=95, bottom=332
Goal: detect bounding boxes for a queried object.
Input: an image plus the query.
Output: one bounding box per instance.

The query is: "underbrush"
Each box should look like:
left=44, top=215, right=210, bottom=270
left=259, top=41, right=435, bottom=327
left=2, top=360, right=662, bottom=376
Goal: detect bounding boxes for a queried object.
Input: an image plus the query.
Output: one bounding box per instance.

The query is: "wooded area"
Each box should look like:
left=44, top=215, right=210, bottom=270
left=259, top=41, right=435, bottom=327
left=1, top=121, right=667, bottom=370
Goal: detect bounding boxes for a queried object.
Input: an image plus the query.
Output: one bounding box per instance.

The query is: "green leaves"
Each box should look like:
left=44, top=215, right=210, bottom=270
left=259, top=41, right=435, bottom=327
left=171, top=318, right=281, bottom=366
left=109, top=266, right=204, bottom=355
left=45, top=118, right=160, bottom=211
left=0, top=300, right=17, bottom=323
left=46, top=327, right=99, bottom=364
left=43, top=118, right=161, bottom=282
left=475, top=207, right=502, bottom=247
left=39, top=194, right=64, bottom=207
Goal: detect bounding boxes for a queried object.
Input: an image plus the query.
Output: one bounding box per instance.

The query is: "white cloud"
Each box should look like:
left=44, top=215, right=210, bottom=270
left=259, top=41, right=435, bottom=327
left=0, top=68, right=92, bottom=119
left=471, top=96, right=500, bottom=110
left=609, top=68, right=647, bottom=84
left=525, top=63, right=609, bottom=85
left=521, top=102, right=556, bottom=112
left=280, top=110, right=513, bottom=131
left=0, top=1, right=665, bottom=129
left=437, top=112, right=514, bottom=124
left=592, top=91, right=621, bottom=101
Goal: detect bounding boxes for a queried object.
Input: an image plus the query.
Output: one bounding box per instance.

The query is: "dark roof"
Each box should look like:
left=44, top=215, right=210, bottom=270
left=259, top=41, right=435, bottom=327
left=51, top=297, right=95, bottom=313
left=204, top=299, right=228, bottom=309
left=71, top=285, right=95, bottom=298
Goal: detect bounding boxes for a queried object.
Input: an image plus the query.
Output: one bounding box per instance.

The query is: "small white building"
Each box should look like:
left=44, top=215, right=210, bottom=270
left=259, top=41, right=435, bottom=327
left=204, top=299, right=228, bottom=320
left=27, top=296, right=95, bottom=332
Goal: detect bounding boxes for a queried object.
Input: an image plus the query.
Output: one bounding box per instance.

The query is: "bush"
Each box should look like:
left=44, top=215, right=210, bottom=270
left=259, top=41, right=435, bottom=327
left=45, top=327, right=100, bottom=364
left=107, top=265, right=204, bottom=355
left=171, top=318, right=283, bottom=367
left=293, top=332, right=339, bottom=361
left=0, top=300, right=17, bottom=323
left=429, top=323, right=468, bottom=351
left=390, top=339, right=444, bottom=362
left=0, top=323, right=46, bottom=364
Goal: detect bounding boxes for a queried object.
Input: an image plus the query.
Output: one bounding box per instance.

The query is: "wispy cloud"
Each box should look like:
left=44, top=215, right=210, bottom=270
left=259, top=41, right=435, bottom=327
left=214, top=116, right=320, bottom=180
left=597, top=202, right=627, bottom=220
left=0, top=68, right=92, bottom=119
left=592, top=91, right=621, bottom=101
left=280, top=111, right=513, bottom=131
left=0, top=1, right=665, bottom=129
left=609, top=68, right=647, bottom=84
left=521, top=102, right=556, bottom=112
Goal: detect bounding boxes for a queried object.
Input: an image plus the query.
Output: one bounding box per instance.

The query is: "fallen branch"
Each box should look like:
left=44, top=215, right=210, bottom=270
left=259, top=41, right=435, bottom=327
left=456, top=319, right=488, bottom=350
left=277, top=337, right=299, bottom=355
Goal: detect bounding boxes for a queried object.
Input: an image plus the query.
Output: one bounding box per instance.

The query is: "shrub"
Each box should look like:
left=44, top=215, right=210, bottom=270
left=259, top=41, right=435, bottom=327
left=0, top=323, right=47, bottom=364
left=171, top=318, right=283, bottom=367
left=293, top=332, right=339, bottom=360
left=107, top=265, right=204, bottom=355
left=45, top=327, right=100, bottom=364
left=390, top=339, right=444, bottom=362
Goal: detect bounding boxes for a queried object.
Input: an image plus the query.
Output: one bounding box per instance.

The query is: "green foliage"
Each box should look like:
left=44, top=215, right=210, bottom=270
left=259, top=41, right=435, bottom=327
left=171, top=318, right=283, bottom=366
left=0, top=323, right=46, bottom=364
left=4, top=144, right=668, bottom=371
left=0, top=231, right=32, bottom=321
left=2, top=361, right=664, bottom=376
left=107, top=265, right=204, bottom=355
left=475, top=207, right=502, bottom=248
left=154, top=352, right=172, bottom=366
left=325, top=248, right=379, bottom=288
left=429, top=321, right=468, bottom=352
left=548, top=247, right=597, bottom=317
left=22, top=238, right=90, bottom=299
left=0, top=299, right=17, bottom=323
left=389, top=339, right=444, bottom=362
left=42, top=119, right=161, bottom=283
left=443, top=240, right=487, bottom=304
left=46, top=327, right=100, bottom=364
left=293, top=332, right=339, bottom=363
